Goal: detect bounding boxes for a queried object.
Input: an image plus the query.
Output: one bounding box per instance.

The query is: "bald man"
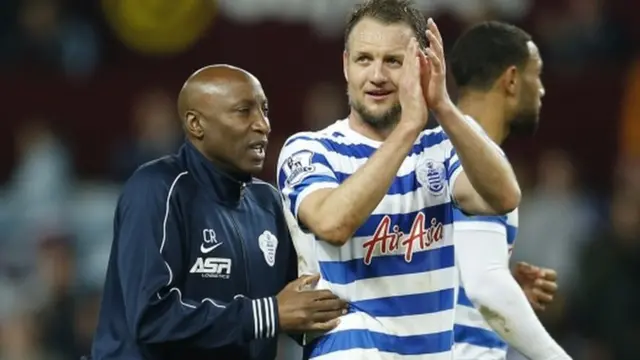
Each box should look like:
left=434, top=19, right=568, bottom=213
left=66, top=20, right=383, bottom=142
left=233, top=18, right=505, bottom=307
left=90, top=65, right=347, bottom=360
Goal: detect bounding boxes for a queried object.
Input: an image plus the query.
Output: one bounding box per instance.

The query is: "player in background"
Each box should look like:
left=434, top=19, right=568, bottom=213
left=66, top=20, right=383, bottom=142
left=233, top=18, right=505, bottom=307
left=449, top=22, right=571, bottom=360
left=276, top=0, right=522, bottom=359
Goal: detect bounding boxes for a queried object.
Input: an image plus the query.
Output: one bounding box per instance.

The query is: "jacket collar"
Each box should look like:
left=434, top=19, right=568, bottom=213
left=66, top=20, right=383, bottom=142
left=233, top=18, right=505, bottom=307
left=182, top=141, right=251, bottom=204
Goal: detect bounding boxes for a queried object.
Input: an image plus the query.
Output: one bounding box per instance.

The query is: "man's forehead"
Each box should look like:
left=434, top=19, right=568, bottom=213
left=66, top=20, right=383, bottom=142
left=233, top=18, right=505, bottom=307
left=194, top=79, right=264, bottom=107
left=218, top=80, right=266, bottom=103
left=349, top=18, right=414, bottom=50
left=527, top=41, right=541, bottom=60
left=526, top=41, right=543, bottom=67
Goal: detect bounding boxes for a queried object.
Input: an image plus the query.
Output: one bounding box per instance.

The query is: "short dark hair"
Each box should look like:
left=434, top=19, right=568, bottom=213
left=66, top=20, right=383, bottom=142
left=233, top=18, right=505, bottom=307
left=450, top=21, right=532, bottom=91
left=344, top=0, right=428, bottom=50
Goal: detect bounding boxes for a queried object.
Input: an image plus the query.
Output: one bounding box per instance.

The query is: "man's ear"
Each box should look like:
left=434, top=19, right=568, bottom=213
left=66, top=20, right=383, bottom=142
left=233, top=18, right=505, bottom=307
left=501, top=65, right=519, bottom=96
left=185, top=111, right=204, bottom=139
left=343, top=50, right=349, bottom=83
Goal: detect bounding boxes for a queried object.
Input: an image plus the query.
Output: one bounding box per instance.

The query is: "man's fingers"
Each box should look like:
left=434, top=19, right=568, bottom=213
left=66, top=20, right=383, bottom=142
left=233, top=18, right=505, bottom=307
left=425, top=29, right=444, bottom=62
left=312, top=310, right=346, bottom=323
left=424, top=48, right=443, bottom=75
left=311, top=298, right=348, bottom=312
left=427, top=18, right=443, bottom=46
left=419, top=52, right=431, bottom=100
left=408, top=39, right=420, bottom=78
left=306, top=289, right=340, bottom=301
left=426, top=19, right=444, bottom=58
left=533, top=288, right=554, bottom=304
left=516, top=262, right=541, bottom=279
left=419, top=50, right=430, bottom=73
left=419, top=55, right=430, bottom=83
left=297, top=274, right=320, bottom=290
left=542, top=269, right=558, bottom=281
left=301, top=273, right=321, bottom=285
left=308, top=318, right=341, bottom=332
left=536, top=279, right=558, bottom=294
left=516, top=261, right=537, bottom=273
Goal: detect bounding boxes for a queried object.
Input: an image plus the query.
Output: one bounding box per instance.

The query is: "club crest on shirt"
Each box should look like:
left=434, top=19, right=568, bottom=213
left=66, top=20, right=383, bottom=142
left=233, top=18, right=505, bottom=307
left=258, top=230, right=278, bottom=267
left=416, top=157, right=446, bottom=195
left=283, top=150, right=315, bottom=185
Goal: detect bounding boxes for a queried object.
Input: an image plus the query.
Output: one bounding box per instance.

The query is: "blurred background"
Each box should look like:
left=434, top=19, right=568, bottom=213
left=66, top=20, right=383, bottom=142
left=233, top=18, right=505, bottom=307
left=0, top=0, right=638, bottom=359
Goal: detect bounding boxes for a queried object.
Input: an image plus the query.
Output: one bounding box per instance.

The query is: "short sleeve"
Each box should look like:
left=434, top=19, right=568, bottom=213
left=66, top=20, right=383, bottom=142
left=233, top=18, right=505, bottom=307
left=445, top=147, right=464, bottom=191
left=276, top=134, right=340, bottom=219
left=443, top=117, right=506, bottom=195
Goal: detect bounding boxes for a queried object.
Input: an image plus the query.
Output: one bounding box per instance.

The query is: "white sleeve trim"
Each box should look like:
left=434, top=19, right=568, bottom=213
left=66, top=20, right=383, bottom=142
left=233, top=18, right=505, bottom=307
left=252, top=297, right=277, bottom=339
left=293, top=181, right=340, bottom=218
left=159, top=171, right=189, bottom=256
left=156, top=171, right=188, bottom=298
left=449, top=166, right=464, bottom=202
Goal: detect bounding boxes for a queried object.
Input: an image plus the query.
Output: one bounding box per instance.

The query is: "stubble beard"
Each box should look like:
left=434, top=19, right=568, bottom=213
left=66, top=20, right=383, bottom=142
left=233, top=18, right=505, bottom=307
left=349, top=95, right=403, bottom=131
left=509, top=103, right=540, bottom=137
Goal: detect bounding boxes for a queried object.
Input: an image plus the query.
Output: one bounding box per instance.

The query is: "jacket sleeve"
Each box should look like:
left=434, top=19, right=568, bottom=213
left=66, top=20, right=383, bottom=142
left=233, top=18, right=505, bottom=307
left=115, top=170, right=278, bottom=348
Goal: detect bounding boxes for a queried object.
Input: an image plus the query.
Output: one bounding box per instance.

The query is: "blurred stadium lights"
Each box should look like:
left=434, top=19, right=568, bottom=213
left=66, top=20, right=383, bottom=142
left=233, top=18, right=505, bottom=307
left=101, top=0, right=218, bottom=55
left=216, top=0, right=532, bottom=36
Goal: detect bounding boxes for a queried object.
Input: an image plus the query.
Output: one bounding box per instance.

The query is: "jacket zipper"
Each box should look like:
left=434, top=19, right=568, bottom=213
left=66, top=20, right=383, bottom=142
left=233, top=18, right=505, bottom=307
left=228, top=210, right=251, bottom=295
left=227, top=186, right=258, bottom=357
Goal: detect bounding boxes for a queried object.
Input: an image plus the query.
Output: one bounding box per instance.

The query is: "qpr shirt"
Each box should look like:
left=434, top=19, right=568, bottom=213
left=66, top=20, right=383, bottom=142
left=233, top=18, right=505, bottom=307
left=276, top=118, right=464, bottom=360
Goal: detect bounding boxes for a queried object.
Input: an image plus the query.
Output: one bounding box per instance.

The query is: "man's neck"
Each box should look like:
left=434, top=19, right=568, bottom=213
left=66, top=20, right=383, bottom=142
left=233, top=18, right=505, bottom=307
left=187, top=138, right=250, bottom=181
left=457, top=91, right=510, bottom=145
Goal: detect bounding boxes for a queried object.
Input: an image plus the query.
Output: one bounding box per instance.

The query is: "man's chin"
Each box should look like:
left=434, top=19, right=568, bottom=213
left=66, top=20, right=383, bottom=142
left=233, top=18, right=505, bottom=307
left=247, top=163, right=264, bottom=176
left=350, top=99, right=401, bottom=130
left=364, top=100, right=395, bottom=113
left=234, top=160, right=264, bottom=177
left=363, top=110, right=391, bottom=121
left=510, top=118, right=539, bottom=137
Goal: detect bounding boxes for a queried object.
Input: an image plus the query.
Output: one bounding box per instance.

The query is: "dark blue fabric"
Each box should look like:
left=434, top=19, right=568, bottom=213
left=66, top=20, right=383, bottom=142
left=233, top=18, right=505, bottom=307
left=91, top=142, right=297, bottom=360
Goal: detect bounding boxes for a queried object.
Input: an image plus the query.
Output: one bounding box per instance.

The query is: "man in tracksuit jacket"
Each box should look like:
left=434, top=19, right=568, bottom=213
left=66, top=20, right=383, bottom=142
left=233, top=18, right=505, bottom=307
left=91, top=65, right=347, bottom=360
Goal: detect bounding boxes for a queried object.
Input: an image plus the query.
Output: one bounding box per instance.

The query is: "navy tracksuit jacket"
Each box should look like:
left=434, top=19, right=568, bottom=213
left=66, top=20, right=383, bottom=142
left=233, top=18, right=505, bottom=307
left=91, top=142, right=298, bottom=360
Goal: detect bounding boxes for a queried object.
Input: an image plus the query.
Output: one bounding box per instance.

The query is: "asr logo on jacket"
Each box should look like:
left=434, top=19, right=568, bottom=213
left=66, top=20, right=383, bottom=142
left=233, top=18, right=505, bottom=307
left=190, top=228, right=232, bottom=278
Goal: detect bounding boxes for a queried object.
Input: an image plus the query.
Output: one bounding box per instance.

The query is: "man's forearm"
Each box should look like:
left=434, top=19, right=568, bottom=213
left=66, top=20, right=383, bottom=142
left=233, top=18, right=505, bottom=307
left=436, top=102, right=520, bottom=212
left=298, top=122, right=421, bottom=245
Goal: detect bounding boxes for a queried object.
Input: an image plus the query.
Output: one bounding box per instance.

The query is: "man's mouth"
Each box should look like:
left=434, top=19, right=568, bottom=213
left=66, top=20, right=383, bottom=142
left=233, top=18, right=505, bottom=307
left=365, top=90, right=393, bottom=100
left=248, top=140, right=267, bottom=158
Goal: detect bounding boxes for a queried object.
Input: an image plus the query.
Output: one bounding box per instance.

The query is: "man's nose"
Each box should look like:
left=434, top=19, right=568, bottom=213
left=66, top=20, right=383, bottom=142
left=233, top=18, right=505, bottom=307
left=253, top=114, right=271, bottom=135
left=370, top=61, right=388, bottom=85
